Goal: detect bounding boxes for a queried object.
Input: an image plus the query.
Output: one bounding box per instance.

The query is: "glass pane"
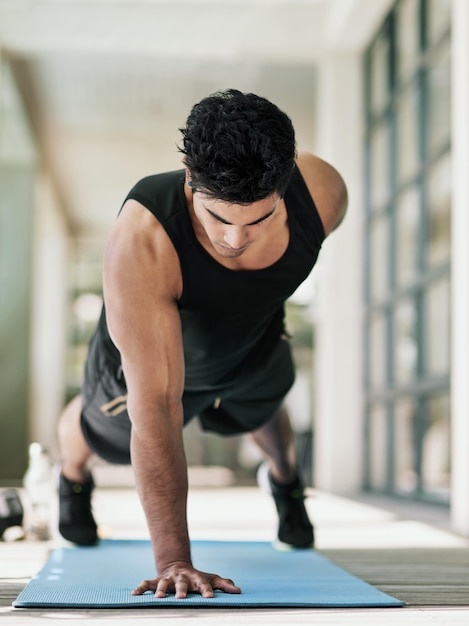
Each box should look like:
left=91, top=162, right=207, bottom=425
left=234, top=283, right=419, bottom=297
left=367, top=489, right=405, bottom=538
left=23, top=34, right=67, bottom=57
left=394, top=397, right=418, bottom=493
left=394, top=298, right=418, bottom=383
left=397, top=0, right=420, bottom=81
left=371, top=33, right=390, bottom=114
left=369, top=404, right=388, bottom=490
left=428, top=0, right=451, bottom=44
left=369, top=313, right=387, bottom=388
left=424, top=278, right=450, bottom=376
left=370, top=123, right=390, bottom=210
left=397, top=88, right=419, bottom=183
left=426, top=154, right=451, bottom=267
left=428, top=44, right=450, bottom=156
left=396, top=185, right=420, bottom=285
left=422, top=393, right=450, bottom=496
left=370, top=214, right=389, bottom=300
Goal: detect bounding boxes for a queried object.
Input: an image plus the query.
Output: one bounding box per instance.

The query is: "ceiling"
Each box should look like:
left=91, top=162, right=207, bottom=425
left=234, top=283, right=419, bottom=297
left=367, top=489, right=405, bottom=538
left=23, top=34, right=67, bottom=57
left=0, top=0, right=390, bottom=239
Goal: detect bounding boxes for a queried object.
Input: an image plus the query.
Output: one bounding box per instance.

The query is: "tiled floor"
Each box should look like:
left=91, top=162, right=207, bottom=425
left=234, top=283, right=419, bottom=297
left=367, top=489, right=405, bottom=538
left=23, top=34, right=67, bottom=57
left=1, top=477, right=469, bottom=625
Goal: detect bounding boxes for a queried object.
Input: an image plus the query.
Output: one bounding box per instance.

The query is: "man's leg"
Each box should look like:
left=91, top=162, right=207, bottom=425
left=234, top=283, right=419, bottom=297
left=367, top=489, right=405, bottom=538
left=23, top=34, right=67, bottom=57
left=58, top=395, right=93, bottom=481
left=248, top=404, right=297, bottom=484
left=249, top=404, right=315, bottom=549
left=57, top=395, right=98, bottom=545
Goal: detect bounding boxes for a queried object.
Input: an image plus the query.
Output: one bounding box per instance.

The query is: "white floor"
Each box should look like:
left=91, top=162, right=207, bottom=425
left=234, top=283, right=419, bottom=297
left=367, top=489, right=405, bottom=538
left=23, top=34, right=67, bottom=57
left=1, top=479, right=469, bottom=625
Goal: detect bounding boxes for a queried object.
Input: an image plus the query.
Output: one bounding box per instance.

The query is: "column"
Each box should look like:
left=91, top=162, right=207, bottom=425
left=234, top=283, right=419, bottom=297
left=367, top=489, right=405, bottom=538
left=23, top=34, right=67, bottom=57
left=0, top=60, right=37, bottom=481
left=29, top=168, right=70, bottom=458
left=313, top=50, right=365, bottom=493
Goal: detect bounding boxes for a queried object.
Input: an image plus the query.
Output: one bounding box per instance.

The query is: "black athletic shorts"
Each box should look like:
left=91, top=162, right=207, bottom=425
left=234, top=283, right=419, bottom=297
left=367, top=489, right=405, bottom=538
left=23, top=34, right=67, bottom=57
left=80, top=328, right=295, bottom=465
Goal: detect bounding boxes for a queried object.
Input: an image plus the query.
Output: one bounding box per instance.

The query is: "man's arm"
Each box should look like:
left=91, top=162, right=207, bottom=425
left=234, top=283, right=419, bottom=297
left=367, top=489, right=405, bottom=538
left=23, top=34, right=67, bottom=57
left=296, top=152, right=348, bottom=236
left=103, top=199, right=241, bottom=599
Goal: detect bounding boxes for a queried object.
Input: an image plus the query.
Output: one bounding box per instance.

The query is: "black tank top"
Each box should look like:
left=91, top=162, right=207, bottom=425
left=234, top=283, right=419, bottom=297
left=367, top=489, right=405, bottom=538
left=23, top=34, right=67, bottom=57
left=98, top=165, right=325, bottom=390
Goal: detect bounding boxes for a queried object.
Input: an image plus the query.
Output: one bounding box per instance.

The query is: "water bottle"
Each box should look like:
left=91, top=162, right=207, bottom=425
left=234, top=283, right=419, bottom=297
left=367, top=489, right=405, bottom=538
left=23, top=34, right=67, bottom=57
left=23, top=442, right=53, bottom=541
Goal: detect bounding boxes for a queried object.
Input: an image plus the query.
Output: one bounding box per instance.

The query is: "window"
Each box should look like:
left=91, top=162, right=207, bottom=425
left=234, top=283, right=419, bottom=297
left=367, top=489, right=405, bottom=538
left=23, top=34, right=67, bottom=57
left=394, top=397, right=418, bottom=493
left=397, top=0, right=420, bottom=81
left=422, top=393, right=450, bottom=498
left=424, top=278, right=450, bottom=376
left=394, top=298, right=418, bottom=384
left=397, top=88, right=419, bottom=183
left=428, top=0, right=451, bottom=44
left=369, top=313, right=388, bottom=389
left=370, top=123, right=391, bottom=210
left=428, top=46, right=451, bottom=156
left=364, top=0, right=450, bottom=503
left=426, top=154, right=451, bottom=268
left=368, top=404, right=389, bottom=491
left=370, top=214, right=390, bottom=300
left=395, top=185, right=420, bottom=286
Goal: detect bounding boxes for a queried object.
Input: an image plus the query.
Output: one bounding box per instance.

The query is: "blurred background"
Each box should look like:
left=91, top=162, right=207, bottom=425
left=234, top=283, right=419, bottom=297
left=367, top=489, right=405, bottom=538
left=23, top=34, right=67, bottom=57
left=0, top=0, right=464, bottom=532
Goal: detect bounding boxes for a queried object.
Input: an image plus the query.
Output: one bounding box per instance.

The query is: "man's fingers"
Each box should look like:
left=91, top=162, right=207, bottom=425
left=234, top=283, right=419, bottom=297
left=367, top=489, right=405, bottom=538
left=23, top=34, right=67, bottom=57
left=131, top=579, right=156, bottom=595
left=131, top=572, right=241, bottom=599
left=211, top=576, right=242, bottom=594
left=174, top=578, right=189, bottom=599
left=155, top=578, right=169, bottom=598
left=197, top=581, right=214, bottom=598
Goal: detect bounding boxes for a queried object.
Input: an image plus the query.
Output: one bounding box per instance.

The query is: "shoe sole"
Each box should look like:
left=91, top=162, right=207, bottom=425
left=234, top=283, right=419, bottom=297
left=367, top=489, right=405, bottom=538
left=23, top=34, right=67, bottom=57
left=273, top=539, right=315, bottom=551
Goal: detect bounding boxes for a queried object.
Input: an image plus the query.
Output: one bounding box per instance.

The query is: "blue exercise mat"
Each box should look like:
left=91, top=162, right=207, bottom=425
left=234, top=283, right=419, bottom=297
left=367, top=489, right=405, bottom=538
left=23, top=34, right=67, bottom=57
left=13, top=540, right=403, bottom=608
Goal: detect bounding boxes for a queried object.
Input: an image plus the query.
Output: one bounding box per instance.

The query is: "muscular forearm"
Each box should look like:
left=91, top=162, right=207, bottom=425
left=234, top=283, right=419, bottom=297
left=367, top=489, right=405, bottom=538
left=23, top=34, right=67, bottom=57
left=130, top=416, right=191, bottom=573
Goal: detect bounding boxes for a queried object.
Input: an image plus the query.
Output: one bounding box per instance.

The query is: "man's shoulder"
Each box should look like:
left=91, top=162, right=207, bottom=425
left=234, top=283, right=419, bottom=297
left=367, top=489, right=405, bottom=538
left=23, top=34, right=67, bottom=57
left=124, top=169, right=186, bottom=226
left=129, top=169, right=185, bottom=196
left=295, top=152, right=348, bottom=236
left=105, top=199, right=183, bottom=300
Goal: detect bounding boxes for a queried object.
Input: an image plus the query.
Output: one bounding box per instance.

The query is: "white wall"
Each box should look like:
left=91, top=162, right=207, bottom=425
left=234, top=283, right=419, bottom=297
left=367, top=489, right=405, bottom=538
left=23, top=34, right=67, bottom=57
left=313, top=50, right=365, bottom=493
left=29, top=167, right=70, bottom=459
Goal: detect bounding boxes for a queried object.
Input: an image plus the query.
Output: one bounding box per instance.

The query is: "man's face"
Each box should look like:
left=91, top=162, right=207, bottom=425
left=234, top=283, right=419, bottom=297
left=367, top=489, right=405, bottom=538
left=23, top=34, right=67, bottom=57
left=191, top=192, right=281, bottom=258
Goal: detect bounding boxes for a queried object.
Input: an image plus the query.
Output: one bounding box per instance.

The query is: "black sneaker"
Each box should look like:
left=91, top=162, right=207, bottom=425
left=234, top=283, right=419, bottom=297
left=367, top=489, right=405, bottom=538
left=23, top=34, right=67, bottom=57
left=58, top=472, right=98, bottom=546
left=258, top=463, right=315, bottom=550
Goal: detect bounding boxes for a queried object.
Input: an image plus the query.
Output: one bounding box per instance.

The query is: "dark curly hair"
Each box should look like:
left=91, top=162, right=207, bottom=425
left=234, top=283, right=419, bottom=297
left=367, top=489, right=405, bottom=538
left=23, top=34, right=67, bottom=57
left=179, top=89, right=296, bottom=203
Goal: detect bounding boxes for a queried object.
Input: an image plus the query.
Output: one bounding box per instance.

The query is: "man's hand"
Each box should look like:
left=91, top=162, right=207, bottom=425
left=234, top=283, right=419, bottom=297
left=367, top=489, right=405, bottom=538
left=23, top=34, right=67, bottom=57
left=132, top=561, right=241, bottom=599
